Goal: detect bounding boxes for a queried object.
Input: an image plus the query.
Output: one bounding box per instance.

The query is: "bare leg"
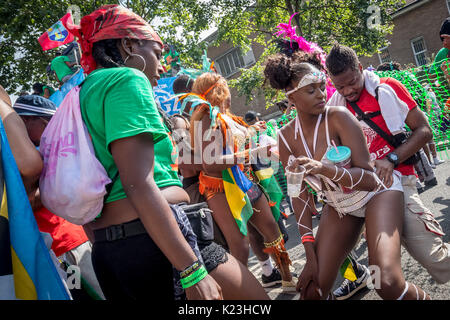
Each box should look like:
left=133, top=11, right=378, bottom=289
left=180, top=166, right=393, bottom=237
left=423, top=144, right=432, bottom=164
left=429, top=140, right=438, bottom=158
left=248, top=195, right=281, bottom=241
left=207, top=193, right=249, bottom=265
left=209, top=253, right=269, bottom=300
left=249, top=195, right=293, bottom=284
left=248, top=223, right=269, bottom=261
left=365, top=190, right=430, bottom=300
left=302, top=205, right=365, bottom=300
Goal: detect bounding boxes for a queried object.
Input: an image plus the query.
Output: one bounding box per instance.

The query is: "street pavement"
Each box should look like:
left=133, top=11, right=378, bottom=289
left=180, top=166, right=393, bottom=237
left=248, top=151, right=450, bottom=300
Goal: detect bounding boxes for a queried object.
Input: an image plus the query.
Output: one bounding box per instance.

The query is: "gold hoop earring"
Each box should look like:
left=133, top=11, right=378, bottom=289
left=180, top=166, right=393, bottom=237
left=124, top=53, right=146, bottom=73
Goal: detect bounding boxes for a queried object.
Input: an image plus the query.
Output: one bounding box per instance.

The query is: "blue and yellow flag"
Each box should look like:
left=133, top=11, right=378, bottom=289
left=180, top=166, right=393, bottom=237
left=0, top=121, right=70, bottom=300
left=222, top=166, right=253, bottom=236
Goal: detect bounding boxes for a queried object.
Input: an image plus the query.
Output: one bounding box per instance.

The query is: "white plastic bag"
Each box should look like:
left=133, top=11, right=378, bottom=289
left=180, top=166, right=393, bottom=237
left=39, top=86, right=111, bottom=225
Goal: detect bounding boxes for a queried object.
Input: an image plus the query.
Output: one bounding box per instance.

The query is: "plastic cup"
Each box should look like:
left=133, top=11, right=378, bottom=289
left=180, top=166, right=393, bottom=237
left=286, top=165, right=306, bottom=197
left=326, top=146, right=352, bottom=193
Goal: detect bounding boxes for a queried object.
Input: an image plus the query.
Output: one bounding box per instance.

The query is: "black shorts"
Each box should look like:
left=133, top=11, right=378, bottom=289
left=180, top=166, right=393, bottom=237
left=92, top=231, right=174, bottom=300
left=198, top=241, right=228, bottom=273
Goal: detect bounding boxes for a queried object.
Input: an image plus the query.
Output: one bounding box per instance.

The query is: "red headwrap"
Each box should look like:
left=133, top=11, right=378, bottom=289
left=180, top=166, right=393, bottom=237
left=63, top=4, right=163, bottom=74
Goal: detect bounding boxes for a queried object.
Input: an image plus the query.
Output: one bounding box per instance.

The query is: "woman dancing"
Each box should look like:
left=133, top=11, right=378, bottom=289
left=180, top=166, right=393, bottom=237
left=264, top=51, right=430, bottom=300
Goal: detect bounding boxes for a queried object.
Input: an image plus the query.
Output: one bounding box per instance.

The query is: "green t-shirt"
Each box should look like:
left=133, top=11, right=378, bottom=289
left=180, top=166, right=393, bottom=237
left=80, top=67, right=181, bottom=204
left=51, top=55, right=73, bottom=81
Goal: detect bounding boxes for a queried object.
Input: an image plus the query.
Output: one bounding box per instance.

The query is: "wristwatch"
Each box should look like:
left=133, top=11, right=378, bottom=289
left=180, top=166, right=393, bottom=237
left=386, top=152, right=399, bottom=168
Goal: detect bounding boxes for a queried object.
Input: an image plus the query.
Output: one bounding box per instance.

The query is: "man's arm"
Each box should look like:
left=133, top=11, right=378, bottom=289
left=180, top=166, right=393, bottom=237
left=0, top=86, right=43, bottom=196
left=373, top=106, right=432, bottom=185
left=394, top=107, right=433, bottom=164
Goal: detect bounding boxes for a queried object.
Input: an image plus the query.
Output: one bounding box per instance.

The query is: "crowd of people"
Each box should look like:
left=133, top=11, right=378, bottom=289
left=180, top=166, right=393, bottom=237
left=1, top=5, right=449, bottom=301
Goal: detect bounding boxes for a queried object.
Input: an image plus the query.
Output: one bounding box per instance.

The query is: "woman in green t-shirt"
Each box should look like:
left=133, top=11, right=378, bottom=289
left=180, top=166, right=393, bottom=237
left=72, top=5, right=222, bottom=300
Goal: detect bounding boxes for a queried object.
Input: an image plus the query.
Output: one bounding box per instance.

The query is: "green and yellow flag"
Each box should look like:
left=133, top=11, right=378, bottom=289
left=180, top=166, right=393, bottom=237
left=253, top=166, right=283, bottom=222
left=339, top=256, right=357, bottom=282
left=222, top=166, right=254, bottom=236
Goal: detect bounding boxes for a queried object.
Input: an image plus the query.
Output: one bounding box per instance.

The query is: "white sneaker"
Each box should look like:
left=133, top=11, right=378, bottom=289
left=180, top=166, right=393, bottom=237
left=433, top=158, right=445, bottom=166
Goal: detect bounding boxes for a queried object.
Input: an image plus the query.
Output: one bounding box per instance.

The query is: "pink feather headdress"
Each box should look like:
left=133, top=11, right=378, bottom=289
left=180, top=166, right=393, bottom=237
left=275, top=13, right=336, bottom=99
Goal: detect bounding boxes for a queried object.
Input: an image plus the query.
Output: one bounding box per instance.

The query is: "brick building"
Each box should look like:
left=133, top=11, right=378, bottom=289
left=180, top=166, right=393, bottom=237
left=203, top=32, right=278, bottom=119
left=360, top=0, right=450, bottom=69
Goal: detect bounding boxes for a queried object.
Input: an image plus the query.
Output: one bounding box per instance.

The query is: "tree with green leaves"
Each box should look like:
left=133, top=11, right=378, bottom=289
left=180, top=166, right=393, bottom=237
left=213, top=0, right=404, bottom=107
left=0, top=0, right=402, bottom=97
left=0, top=0, right=213, bottom=94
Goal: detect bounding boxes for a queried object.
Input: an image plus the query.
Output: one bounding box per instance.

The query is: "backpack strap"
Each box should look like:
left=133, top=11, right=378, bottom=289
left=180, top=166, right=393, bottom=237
left=353, top=87, right=382, bottom=121
left=349, top=99, right=398, bottom=148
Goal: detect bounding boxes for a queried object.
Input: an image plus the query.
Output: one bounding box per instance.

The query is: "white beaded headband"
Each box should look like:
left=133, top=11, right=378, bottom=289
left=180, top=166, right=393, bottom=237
left=285, top=71, right=327, bottom=97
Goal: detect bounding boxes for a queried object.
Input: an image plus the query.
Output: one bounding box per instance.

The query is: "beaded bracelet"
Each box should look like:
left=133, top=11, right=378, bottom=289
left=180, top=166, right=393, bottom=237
left=180, top=265, right=208, bottom=289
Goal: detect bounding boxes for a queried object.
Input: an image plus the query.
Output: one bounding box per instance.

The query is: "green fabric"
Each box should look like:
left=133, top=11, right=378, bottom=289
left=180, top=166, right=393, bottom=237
left=434, top=47, right=449, bottom=65
left=257, top=174, right=283, bottom=222
left=250, top=131, right=284, bottom=220
left=50, top=55, right=73, bottom=81
left=42, top=86, right=55, bottom=97
left=221, top=168, right=254, bottom=236
left=274, top=163, right=288, bottom=196
left=153, top=129, right=182, bottom=189
left=80, top=67, right=180, bottom=205
left=164, top=49, right=180, bottom=68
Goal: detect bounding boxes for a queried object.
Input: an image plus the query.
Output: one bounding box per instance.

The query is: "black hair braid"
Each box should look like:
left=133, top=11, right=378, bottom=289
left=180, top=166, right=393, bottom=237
left=92, top=39, right=125, bottom=69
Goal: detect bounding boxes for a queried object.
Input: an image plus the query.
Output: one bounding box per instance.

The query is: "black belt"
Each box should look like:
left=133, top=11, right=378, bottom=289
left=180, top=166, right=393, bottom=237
left=94, top=219, right=147, bottom=242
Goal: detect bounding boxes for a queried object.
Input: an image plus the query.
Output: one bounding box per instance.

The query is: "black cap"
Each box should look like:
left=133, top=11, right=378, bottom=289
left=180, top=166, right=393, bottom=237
left=13, top=95, right=57, bottom=117
left=440, top=17, right=450, bottom=41
left=245, top=111, right=258, bottom=122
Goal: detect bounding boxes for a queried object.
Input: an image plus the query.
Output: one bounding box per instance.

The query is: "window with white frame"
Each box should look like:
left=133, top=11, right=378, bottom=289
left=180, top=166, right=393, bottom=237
left=378, top=47, right=391, bottom=64
left=411, top=37, right=428, bottom=66
left=215, top=47, right=255, bottom=78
